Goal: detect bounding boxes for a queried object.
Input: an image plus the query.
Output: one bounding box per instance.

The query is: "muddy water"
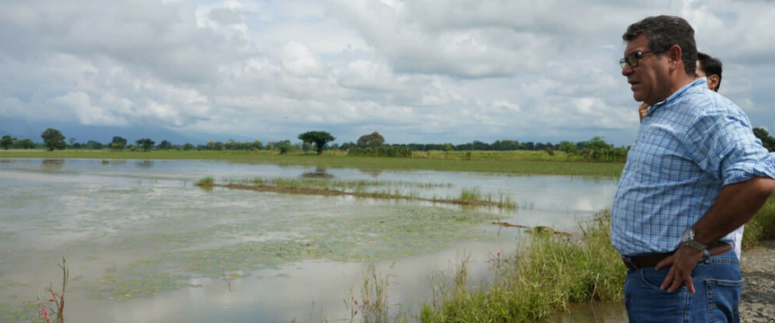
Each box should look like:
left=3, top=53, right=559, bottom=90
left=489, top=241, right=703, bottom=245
left=0, top=159, right=620, bottom=322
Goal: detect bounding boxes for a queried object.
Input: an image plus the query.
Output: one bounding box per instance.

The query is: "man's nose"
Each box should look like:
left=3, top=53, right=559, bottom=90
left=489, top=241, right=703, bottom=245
left=621, top=64, right=634, bottom=77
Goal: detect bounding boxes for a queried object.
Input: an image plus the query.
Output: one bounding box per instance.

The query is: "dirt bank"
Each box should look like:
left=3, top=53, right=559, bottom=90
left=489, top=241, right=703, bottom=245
left=740, top=240, right=775, bottom=323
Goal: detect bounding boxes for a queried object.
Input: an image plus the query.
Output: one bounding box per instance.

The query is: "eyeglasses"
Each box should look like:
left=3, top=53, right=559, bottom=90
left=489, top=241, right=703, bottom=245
left=619, top=51, right=663, bottom=69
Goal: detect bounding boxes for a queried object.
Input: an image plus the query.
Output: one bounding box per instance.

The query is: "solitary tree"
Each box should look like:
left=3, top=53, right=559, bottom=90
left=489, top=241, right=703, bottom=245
left=357, top=132, right=385, bottom=148
left=136, top=138, right=155, bottom=152
left=298, top=131, right=335, bottom=155
left=1, top=135, right=14, bottom=150
left=111, top=136, right=128, bottom=150
left=41, top=128, right=66, bottom=151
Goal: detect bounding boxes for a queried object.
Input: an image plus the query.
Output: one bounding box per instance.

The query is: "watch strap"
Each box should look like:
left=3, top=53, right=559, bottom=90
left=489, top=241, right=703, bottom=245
left=682, top=239, right=708, bottom=251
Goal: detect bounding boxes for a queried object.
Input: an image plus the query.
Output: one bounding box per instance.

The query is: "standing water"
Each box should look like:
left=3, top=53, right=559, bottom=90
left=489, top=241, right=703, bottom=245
left=0, top=159, right=621, bottom=322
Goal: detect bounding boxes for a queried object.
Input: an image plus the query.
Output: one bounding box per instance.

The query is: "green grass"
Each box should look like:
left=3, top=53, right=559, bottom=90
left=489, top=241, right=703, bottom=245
left=743, top=195, right=775, bottom=250
left=0, top=149, right=624, bottom=177
left=195, top=176, right=215, bottom=187
left=418, top=200, right=775, bottom=323
left=415, top=150, right=573, bottom=161
left=420, top=210, right=625, bottom=323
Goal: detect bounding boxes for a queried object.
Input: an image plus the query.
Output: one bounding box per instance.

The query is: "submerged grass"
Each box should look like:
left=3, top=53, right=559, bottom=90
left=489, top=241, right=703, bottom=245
left=210, top=177, right=517, bottom=209
left=457, top=189, right=517, bottom=209
left=245, top=177, right=452, bottom=191
left=420, top=210, right=625, bottom=323
left=351, top=264, right=396, bottom=323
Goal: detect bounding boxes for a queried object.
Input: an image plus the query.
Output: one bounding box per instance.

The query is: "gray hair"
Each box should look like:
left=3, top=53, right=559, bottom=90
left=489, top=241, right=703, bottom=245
left=623, top=15, right=697, bottom=76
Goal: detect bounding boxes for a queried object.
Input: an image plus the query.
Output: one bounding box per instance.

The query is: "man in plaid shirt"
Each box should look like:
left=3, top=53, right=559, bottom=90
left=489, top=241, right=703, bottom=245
left=613, top=15, right=775, bottom=322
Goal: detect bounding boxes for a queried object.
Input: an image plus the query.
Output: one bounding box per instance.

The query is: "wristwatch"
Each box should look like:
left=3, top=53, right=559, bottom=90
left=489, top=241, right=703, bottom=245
left=680, top=228, right=708, bottom=251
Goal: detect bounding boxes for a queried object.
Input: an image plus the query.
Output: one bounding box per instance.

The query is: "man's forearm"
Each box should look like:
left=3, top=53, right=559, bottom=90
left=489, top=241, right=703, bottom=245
left=693, top=176, right=775, bottom=246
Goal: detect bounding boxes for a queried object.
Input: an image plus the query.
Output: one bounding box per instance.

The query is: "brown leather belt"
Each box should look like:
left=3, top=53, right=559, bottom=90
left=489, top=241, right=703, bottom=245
left=622, top=242, right=732, bottom=270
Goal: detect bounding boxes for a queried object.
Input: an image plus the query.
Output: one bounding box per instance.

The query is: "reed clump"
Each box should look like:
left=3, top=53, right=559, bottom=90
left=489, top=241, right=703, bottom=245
left=195, top=176, right=215, bottom=187
left=420, top=210, right=625, bottom=323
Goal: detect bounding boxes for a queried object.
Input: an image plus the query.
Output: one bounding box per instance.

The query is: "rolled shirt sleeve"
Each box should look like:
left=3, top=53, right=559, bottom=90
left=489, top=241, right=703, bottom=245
left=683, top=97, right=775, bottom=186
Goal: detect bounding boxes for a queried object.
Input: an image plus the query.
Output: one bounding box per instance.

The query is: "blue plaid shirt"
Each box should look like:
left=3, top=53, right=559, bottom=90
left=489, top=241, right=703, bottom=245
left=612, top=78, right=775, bottom=256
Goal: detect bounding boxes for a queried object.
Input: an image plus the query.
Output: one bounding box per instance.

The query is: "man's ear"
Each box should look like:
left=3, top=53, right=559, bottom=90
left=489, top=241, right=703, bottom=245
left=666, top=45, right=683, bottom=70
left=708, top=74, right=720, bottom=91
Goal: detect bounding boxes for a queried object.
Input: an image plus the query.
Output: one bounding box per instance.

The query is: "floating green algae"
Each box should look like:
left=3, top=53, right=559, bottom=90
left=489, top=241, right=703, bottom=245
left=0, top=301, right=37, bottom=323
left=87, top=261, right=188, bottom=301
left=83, top=205, right=497, bottom=300
left=0, top=281, right=29, bottom=290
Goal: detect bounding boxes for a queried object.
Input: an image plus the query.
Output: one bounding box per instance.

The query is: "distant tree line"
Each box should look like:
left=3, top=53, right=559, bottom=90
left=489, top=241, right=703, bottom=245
left=5, top=127, right=773, bottom=162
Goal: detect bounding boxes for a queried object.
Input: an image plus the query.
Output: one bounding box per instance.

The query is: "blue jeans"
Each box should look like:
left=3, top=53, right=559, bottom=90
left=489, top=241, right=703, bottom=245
left=624, top=249, right=742, bottom=323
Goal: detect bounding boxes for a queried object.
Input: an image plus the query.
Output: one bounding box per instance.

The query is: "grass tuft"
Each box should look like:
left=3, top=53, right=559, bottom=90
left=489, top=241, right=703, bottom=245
left=743, top=195, right=775, bottom=250
left=195, top=176, right=215, bottom=187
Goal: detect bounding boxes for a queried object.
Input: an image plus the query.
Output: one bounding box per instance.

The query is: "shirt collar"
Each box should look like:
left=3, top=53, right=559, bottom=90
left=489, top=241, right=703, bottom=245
left=648, top=78, right=707, bottom=114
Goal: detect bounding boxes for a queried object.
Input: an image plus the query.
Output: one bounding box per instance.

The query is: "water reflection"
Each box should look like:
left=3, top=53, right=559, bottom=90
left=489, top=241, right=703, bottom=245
left=0, top=158, right=622, bottom=323
left=135, top=160, right=155, bottom=169
left=300, top=167, right=334, bottom=179
left=40, top=159, right=64, bottom=172
left=358, top=169, right=383, bottom=178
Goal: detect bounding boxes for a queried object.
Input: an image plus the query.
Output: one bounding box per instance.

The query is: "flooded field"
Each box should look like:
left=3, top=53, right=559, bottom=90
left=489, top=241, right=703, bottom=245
left=0, top=159, right=622, bottom=322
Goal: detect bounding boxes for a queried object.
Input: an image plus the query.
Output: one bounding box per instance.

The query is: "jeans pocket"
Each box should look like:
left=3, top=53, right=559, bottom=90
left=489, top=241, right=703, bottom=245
left=627, top=269, right=690, bottom=322
left=639, top=267, right=674, bottom=290
left=706, top=278, right=743, bottom=323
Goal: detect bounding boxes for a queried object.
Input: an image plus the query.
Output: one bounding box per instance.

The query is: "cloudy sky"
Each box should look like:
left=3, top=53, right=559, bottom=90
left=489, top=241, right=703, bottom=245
left=1, top=0, right=774, bottom=146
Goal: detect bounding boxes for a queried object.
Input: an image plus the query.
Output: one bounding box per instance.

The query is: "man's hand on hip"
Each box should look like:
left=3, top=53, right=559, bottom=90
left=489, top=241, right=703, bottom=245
left=655, top=245, right=704, bottom=294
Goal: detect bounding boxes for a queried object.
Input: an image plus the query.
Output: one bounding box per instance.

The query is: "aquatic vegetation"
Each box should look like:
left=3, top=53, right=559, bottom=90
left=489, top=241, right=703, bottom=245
left=0, top=301, right=38, bottom=323
left=83, top=205, right=497, bottom=301
left=195, top=176, right=215, bottom=187
left=352, top=264, right=394, bottom=323
left=0, top=281, right=29, bottom=289
left=89, top=261, right=188, bottom=300
left=243, top=177, right=452, bottom=191
left=207, top=177, right=517, bottom=210
left=457, top=189, right=517, bottom=209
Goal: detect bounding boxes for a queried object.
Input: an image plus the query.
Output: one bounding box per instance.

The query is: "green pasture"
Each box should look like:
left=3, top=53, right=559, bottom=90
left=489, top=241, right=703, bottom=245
left=0, top=149, right=624, bottom=177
